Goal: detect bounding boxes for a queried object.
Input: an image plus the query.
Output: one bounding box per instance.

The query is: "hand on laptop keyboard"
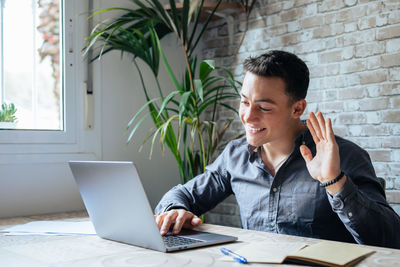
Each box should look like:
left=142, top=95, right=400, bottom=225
left=155, top=209, right=202, bottom=236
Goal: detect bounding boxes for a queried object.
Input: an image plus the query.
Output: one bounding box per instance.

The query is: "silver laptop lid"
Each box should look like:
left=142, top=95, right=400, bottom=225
left=69, top=161, right=166, bottom=252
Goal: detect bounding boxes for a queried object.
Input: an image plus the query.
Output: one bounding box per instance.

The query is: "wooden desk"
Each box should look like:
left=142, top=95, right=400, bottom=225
left=0, top=212, right=399, bottom=266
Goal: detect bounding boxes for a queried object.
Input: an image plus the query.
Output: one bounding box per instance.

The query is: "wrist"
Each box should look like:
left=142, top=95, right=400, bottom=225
left=325, top=174, right=347, bottom=196
left=320, top=171, right=345, bottom=188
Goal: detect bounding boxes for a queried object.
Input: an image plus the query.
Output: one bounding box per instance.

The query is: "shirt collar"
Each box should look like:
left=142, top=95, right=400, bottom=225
left=247, top=144, right=261, bottom=163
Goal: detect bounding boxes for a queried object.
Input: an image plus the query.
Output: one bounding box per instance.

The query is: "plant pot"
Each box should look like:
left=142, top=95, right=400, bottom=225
left=0, top=122, right=17, bottom=129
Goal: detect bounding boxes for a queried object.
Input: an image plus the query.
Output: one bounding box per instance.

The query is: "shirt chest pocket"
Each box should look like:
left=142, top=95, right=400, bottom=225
left=291, top=179, right=320, bottom=234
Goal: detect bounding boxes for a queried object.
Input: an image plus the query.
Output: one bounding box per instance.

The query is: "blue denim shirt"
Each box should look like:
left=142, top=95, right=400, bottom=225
left=155, top=129, right=400, bottom=249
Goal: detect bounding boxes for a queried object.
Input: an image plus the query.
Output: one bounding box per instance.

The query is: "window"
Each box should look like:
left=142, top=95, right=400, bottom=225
left=0, top=0, right=99, bottom=162
left=0, top=0, right=100, bottom=219
left=0, top=0, right=62, bottom=130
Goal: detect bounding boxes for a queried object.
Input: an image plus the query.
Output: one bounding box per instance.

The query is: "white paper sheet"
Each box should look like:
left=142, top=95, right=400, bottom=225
left=1, top=220, right=96, bottom=236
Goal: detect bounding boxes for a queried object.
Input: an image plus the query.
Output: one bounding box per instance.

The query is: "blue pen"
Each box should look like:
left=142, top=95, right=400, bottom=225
left=220, top=247, right=247, bottom=264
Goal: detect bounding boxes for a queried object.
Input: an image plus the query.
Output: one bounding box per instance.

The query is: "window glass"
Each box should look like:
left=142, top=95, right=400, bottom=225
left=0, top=0, right=62, bottom=130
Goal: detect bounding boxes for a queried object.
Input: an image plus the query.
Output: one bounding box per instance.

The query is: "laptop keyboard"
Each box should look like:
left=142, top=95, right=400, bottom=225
left=163, top=235, right=204, bottom=247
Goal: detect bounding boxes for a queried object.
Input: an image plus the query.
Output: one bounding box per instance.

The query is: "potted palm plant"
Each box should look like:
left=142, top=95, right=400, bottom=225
left=0, top=102, right=17, bottom=129
left=84, top=0, right=243, bottom=184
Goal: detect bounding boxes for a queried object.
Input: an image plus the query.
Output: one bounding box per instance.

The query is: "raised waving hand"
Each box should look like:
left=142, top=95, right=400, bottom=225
left=300, top=112, right=347, bottom=195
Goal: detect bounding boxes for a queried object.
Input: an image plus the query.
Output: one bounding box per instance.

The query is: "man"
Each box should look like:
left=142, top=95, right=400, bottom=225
left=154, top=50, right=400, bottom=249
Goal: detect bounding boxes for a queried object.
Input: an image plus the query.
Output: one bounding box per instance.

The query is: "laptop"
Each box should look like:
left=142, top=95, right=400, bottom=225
left=68, top=161, right=237, bottom=252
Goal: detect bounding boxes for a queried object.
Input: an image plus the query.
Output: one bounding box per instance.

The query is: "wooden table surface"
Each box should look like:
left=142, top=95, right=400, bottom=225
left=0, top=211, right=399, bottom=267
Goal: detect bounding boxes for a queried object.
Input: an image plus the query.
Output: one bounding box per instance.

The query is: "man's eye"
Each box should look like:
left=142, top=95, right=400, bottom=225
left=260, top=107, right=271, bottom=111
left=240, top=100, right=249, bottom=105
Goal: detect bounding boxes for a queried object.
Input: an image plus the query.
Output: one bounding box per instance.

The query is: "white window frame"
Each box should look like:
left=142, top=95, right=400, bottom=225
left=0, top=0, right=100, bottom=163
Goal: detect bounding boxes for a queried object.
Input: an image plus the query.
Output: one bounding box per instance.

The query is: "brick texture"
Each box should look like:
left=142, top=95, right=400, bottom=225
left=202, top=0, right=400, bottom=225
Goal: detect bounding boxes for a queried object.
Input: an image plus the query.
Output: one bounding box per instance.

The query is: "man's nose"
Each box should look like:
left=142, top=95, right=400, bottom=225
left=244, top=105, right=257, bottom=122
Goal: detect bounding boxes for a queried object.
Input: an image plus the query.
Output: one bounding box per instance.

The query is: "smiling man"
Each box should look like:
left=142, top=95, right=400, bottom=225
left=154, top=50, right=400, bottom=249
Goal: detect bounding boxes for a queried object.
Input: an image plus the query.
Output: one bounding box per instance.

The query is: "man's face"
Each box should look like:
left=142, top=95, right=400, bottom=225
left=239, top=72, right=298, bottom=147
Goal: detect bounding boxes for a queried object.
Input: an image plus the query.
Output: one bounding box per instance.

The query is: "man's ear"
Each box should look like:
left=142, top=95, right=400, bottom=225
left=292, top=99, right=307, bottom=118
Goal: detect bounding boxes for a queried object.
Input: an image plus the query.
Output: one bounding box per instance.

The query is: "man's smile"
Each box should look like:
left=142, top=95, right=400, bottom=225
left=246, top=126, right=266, bottom=135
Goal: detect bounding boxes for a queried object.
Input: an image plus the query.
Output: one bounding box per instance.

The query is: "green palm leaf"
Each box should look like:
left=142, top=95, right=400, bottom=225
left=85, top=0, right=243, bottom=184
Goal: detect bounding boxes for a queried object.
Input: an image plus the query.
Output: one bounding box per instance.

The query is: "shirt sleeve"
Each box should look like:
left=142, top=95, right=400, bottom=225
left=154, top=142, right=234, bottom=216
left=326, top=140, right=400, bottom=249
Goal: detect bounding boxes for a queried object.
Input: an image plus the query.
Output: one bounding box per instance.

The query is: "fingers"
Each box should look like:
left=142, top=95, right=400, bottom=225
left=155, top=214, right=164, bottom=229
left=326, top=118, right=335, bottom=143
left=160, top=211, right=178, bottom=236
left=306, top=115, right=319, bottom=143
left=308, top=112, right=323, bottom=141
left=172, top=211, right=191, bottom=234
left=155, top=209, right=201, bottom=236
left=173, top=213, right=202, bottom=234
left=307, top=112, right=329, bottom=142
left=191, top=216, right=202, bottom=226
left=316, top=112, right=326, bottom=139
left=300, top=144, right=313, bottom=163
left=181, top=215, right=202, bottom=230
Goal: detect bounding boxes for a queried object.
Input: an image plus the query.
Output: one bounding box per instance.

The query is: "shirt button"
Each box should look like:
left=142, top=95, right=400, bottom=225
left=272, top=187, right=278, bottom=193
left=332, top=198, right=344, bottom=209
left=348, top=212, right=353, bottom=217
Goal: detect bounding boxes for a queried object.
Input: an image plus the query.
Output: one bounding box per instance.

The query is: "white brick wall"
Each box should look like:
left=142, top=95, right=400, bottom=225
left=202, top=0, right=400, bottom=225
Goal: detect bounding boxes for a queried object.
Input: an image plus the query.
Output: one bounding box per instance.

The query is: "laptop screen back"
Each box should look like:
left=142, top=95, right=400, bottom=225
left=69, top=161, right=166, bottom=252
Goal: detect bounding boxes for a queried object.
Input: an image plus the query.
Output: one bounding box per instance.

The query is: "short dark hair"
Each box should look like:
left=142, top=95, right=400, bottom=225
left=243, top=50, right=309, bottom=102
